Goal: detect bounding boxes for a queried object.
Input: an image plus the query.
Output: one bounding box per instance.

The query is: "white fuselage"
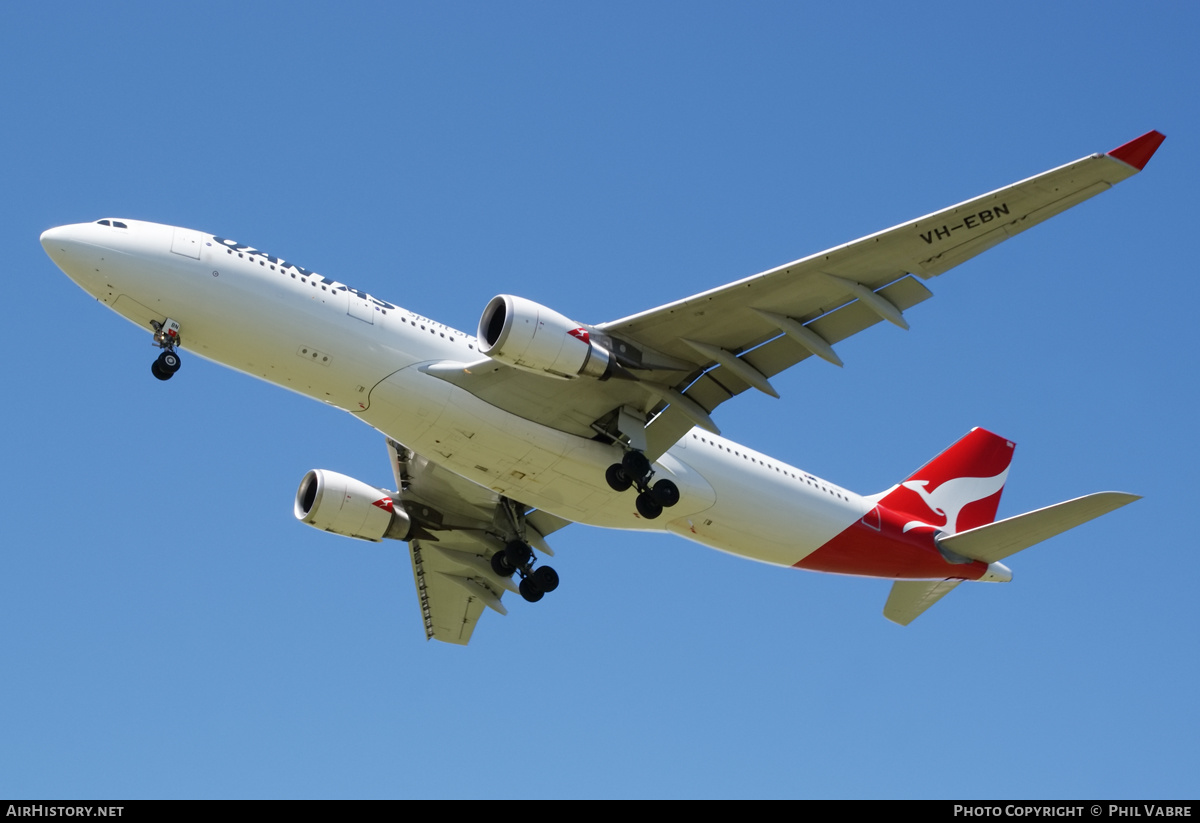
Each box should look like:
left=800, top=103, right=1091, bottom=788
left=43, top=219, right=869, bottom=569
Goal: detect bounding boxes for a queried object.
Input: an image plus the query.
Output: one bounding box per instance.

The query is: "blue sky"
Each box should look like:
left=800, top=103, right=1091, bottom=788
left=3, top=1, right=1197, bottom=799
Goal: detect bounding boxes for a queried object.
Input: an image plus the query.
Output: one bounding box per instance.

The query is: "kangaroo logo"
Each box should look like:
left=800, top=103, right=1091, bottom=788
left=899, top=468, right=1009, bottom=534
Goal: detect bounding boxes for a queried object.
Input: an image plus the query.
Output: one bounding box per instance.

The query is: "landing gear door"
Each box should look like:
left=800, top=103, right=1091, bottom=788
left=170, top=227, right=202, bottom=259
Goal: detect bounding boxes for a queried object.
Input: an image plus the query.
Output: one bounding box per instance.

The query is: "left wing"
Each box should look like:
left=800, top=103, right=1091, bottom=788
left=609, top=131, right=1165, bottom=453
left=429, top=132, right=1164, bottom=458
left=386, top=440, right=569, bottom=645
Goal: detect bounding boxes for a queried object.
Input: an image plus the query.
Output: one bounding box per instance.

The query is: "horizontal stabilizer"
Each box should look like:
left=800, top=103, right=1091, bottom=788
left=884, top=580, right=963, bottom=626
left=937, top=491, right=1140, bottom=564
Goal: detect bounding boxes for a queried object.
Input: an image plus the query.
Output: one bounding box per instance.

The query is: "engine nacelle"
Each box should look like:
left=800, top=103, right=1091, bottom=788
left=294, top=469, right=413, bottom=542
left=478, top=294, right=614, bottom=379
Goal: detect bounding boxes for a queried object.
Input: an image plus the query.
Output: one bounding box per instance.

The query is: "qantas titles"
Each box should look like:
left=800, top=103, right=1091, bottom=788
left=213, top=236, right=396, bottom=311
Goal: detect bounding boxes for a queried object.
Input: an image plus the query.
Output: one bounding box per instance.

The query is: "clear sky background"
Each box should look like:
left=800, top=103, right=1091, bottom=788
left=3, top=1, right=1196, bottom=800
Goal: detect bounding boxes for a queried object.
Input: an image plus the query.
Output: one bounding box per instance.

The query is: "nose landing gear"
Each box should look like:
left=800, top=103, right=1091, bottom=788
left=149, top=318, right=182, bottom=381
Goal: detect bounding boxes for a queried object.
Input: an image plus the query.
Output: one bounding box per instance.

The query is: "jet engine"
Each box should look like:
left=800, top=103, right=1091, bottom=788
left=294, top=469, right=413, bottom=542
left=478, top=294, right=615, bottom=379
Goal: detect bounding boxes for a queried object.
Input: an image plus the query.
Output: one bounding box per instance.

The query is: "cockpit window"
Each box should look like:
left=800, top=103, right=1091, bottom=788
left=95, top=219, right=128, bottom=228
left=97, top=220, right=111, bottom=226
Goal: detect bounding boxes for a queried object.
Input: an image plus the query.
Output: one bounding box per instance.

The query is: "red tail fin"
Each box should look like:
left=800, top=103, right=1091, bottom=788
left=877, top=428, right=1015, bottom=534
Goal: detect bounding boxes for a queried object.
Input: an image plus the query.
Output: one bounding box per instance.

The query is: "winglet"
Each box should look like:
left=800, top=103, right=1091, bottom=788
left=1107, top=130, right=1166, bottom=171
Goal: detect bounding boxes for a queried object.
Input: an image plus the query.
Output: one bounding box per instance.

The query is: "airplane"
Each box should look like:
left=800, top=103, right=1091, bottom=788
left=40, top=130, right=1164, bottom=644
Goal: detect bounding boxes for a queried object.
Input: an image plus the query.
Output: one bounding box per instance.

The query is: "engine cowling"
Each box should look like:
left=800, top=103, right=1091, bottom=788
left=294, top=469, right=413, bottom=542
left=478, top=294, right=613, bottom=379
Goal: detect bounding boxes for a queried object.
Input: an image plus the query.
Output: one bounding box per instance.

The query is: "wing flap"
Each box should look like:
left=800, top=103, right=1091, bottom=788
left=642, top=275, right=933, bottom=459
left=747, top=275, right=934, bottom=381
left=410, top=538, right=493, bottom=645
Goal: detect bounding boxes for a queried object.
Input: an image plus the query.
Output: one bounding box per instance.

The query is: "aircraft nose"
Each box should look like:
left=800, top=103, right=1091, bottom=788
left=41, top=223, right=85, bottom=256
left=41, top=223, right=97, bottom=279
left=40, top=225, right=69, bottom=253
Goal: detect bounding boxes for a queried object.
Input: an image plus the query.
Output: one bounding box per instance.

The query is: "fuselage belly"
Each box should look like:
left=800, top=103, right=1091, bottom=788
left=45, top=219, right=952, bottom=577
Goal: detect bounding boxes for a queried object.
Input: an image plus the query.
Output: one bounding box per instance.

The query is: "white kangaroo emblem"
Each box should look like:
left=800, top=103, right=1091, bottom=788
left=900, top=468, right=1009, bottom=534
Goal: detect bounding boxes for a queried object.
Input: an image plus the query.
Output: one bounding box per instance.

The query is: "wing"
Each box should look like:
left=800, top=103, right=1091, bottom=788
left=430, top=132, right=1164, bottom=458
left=386, top=440, right=570, bottom=645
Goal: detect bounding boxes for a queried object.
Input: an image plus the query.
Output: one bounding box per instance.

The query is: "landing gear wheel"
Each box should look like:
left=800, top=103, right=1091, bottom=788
left=531, top=565, right=559, bottom=593
left=150, top=360, right=172, bottom=381
left=605, top=463, right=634, bottom=492
left=622, top=449, right=651, bottom=480
left=636, top=491, right=663, bottom=520
left=504, top=540, right=532, bottom=569
left=490, top=551, right=516, bottom=578
left=157, top=350, right=181, bottom=374
left=652, top=479, right=680, bottom=508
left=519, top=577, right=545, bottom=603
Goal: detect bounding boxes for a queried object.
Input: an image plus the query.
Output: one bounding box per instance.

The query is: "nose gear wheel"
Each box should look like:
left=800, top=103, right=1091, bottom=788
left=149, top=318, right=183, bottom=381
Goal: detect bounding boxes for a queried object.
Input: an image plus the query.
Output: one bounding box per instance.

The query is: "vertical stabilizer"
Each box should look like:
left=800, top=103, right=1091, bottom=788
left=877, top=427, right=1014, bottom=535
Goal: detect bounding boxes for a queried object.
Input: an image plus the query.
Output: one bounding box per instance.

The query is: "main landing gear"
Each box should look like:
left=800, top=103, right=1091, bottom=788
left=491, top=498, right=560, bottom=603
left=490, top=540, right=561, bottom=603
left=149, top=318, right=182, bottom=381
left=605, top=449, right=680, bottom=520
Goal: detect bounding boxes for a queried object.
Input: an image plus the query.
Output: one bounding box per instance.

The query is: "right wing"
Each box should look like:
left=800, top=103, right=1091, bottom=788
left=386, top=440, right=570, bottom=645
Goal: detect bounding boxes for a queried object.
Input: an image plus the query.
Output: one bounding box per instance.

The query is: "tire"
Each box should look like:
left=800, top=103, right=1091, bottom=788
left=158, top=351, right=181, bottom=373
left=519, top=577, right=544, bottom=603
left=151, top=361, right=172, bottom=381
left=605, top=463, right=633, bottom=492
left=636, top=492, right=663, bottom=520
left=622, top=450, right=651, bottom=479
left=532, top=565, right=559, bottom=593
left=504, top=540, right=532, bottom=569
left=652, top=479, right=680, bottom=507
left=490, top=551, right=515, bottom=578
